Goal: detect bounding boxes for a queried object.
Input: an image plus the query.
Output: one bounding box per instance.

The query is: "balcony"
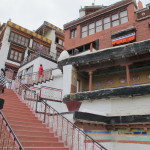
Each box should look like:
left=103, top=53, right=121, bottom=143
left=21, top=48, right=58, bottom=66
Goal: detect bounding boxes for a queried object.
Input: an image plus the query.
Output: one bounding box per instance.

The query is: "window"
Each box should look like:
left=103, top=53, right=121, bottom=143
left=82, top=26, right=88, bottom=38
left=70, top=29, right=77, bottom=38
left=9, top=32, right=29, bottom=47
left=120, top=10, right=128, bottom=24
left=55, top=37, right=64, bottom=46
left=89, top=23, right=95, bottom=35
left=58, top=39, right=64, bottom=46
left=112, top=13, right=119, bottom=27
left=104, top=16, right=110, bottom=29
left=96, top=20, right=102, bottom=32
left=80, top=10, right=128, bottom=38
left=32, top=41, right=50, bottom=55
left=9, top=49, right=23, bottom=62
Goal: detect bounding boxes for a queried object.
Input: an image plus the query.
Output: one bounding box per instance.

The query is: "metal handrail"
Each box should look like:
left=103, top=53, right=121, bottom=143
left=0, top=111, right=24, bottom=150
left=14, top=79, right=107, bottom=150
left=40, top=99, right=107, bottom=150
left=16, top=68, right=56, bottom=77
left=19, top=86, right=107, bottom=150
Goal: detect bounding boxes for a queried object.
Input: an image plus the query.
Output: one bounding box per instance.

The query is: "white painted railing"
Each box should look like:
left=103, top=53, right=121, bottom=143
left=15, top=69, right=53, bottom=87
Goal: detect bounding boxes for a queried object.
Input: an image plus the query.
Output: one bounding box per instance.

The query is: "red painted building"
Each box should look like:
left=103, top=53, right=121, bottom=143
left=64, top=0, right=150, bottom=55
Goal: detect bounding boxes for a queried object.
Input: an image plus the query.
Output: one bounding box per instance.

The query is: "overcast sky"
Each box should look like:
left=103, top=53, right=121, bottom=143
left=0, top=0, right=149, bottom=31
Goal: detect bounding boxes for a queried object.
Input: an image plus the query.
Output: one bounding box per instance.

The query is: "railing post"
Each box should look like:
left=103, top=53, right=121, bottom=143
left=61, top=117, right=64, bottom=140
left=71, top=126, right=74, bottom=150
left=40, top=88, right=42, bottom=98
left=66, top=121, right=69, bottom=145
left=78, top=129, right=79, bottom=150
left=44, top=103, right=47, bottom=123
left=35, top=95, right=39, bottom=113
left=85, top=134, right=87, bottom=150
left=93, top=140, right=94, bottom=150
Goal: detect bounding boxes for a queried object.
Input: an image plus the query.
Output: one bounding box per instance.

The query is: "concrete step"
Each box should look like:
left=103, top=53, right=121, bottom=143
left=24, top=147, right=69, bottom=150
left=22, top=141, right=64, bottom=147
left=18, top=135, right=59, bottom=142
left=8, top=120, right=45, bottom=127
left=14, top=130, right=54, bottom=137
left=11, top=125, right=51, bottom=132
left=5, top=116, right=42, bottom=123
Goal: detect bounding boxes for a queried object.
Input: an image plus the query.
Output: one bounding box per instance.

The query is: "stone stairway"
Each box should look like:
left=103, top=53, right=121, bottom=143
left=1, top=89, right=69, bottom=150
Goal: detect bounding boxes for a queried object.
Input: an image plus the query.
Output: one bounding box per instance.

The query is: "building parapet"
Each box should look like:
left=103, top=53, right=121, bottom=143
left=63, top=84, right=150, bottom=101
left=58, top=39, right=150, bottom=68
left=136, top=3, right=150, bottom=21
left=74, top=111, right=150, bottom=124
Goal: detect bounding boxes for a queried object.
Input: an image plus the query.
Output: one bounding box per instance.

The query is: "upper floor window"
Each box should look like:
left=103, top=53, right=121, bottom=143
left=120, top=10, right=128, bottom=24
left=55, top=37, right=64, bottom=46
left=9, top=32, right=29, bottom=47
left=89, top=23, right=95, bottom=35
left=9, top=49, right=23, bottom=63
left=81, top=10, right=128, bottom=38
left=112, top=13, right=119, bottom=27
left=58, top=39, right=64, bottom=46
left=81, top=26, right=88, bottom=38
left=104, top=16, right=110, bottom=30
left=96, top=20, right=102, bottom=32
left=70, top=29, right=77, bottom=38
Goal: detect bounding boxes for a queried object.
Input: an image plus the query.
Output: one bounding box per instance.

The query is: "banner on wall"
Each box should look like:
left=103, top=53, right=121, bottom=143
left=112, top=32, right=136, bottom=45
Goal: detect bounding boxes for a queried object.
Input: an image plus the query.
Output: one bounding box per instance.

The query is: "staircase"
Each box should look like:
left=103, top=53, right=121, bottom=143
left=1, top=89, right=69, bottom=150
left=21, top=69, right=53, bottom=87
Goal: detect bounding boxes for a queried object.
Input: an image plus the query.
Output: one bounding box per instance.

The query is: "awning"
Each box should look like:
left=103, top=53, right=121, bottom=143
left=112, top=32, right=135, bottom=45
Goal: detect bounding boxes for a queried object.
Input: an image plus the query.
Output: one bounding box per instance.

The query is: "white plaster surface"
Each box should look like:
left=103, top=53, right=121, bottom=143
left=113, top=143, right=150, bottom=150
left=100, top=142, right=150, bottom=150
left=58, top=50, right=69, bottom=61
left=45, top=30, right=57, bottom=56
left=46, top=101, right=68, bottom=113
left=79, top=99, right=111, bottom=116
left=63, top=65, right=72, bottom=97
left=62, top=113, right=75, bottom=123
left=79, top=95, right=150, bottom=116
left=111, top=95, right=150, bottom=116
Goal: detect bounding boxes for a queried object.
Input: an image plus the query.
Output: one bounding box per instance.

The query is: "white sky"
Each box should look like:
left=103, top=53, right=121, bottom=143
left=0, top=0, right=149, bottom=31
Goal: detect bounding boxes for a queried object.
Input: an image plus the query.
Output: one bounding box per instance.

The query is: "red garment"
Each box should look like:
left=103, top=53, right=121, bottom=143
left=38, top=66, right=43, bottom=75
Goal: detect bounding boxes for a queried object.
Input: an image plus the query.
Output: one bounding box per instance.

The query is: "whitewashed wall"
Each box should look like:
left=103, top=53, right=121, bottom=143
left=45, top=29, right=57, bottom=56
left=62, top=113, right=74, bottom=123
left=63, top=65, right=72, bottom=97
left=46, top=100, right=68, bottom=113
left=101, top=142, right=150, bottom=150
left=79, top=94, right=150, bottom=116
